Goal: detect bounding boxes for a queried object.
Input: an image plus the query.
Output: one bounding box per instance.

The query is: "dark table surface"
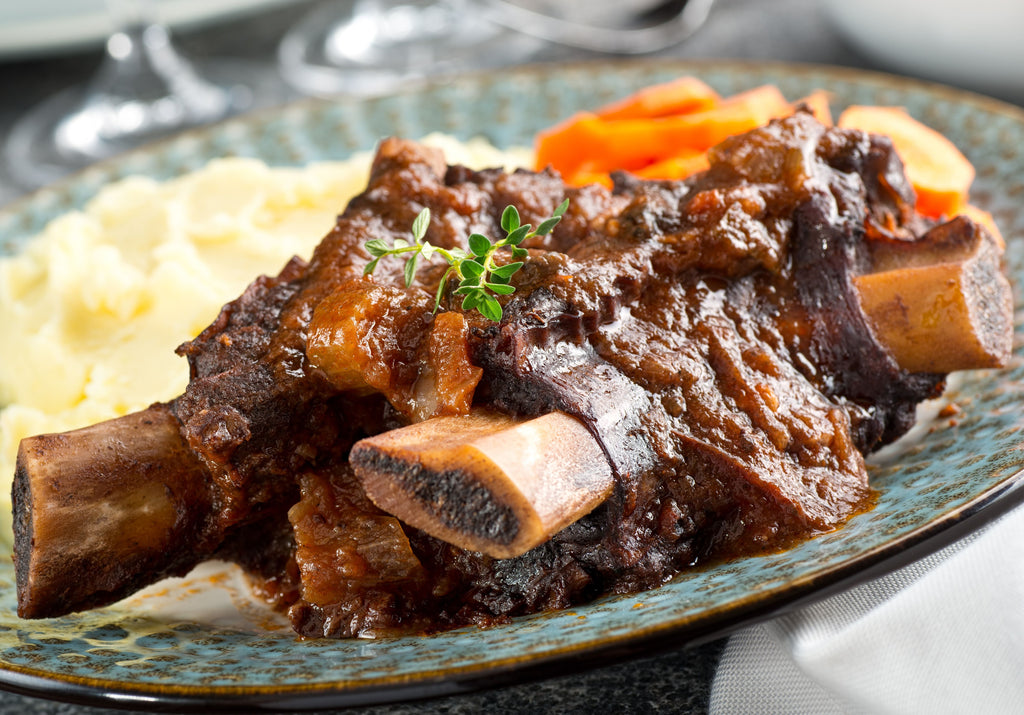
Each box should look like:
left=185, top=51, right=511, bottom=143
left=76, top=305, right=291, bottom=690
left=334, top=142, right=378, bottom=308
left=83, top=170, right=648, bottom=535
left=0, top=1, right=1018, bottom=713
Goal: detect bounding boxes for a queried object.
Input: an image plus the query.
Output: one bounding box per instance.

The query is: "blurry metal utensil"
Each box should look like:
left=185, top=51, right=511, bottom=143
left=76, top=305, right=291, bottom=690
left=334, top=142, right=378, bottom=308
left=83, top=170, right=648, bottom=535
left=278, top=0, right=542, bottom=98
left=482, top=0, right=716, bottom=54
left=278, top=0, right=715, bottom=100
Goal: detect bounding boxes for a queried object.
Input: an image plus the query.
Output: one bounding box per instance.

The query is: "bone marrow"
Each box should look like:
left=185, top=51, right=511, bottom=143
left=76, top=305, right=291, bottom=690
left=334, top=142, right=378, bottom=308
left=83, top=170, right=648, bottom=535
left=351, top=409, right=615, bottom=558
left=13, top=404, right=216, bottom=619
left=9, top=112, right=1013, bottom=637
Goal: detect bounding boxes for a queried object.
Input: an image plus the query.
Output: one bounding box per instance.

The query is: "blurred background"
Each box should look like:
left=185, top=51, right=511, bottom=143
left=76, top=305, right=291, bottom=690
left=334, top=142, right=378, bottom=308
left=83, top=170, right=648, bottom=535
left=7, top=0, right=1019, bottom=208
left=0, top=1, right=1020, bottom=713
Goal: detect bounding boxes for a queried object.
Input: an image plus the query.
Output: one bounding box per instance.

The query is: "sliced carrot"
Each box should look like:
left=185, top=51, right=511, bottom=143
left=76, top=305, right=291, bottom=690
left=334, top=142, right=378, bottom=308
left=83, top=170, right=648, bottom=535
left=633, top=150, right=710, bottom=181
left=564, top=167, right=614, bottom=189
left=535, top=85, right=791, bottom=179
left=715, top=84, right=793, bottom=127
left=535, top=111, right=600, bottom=174
left=837, top=105, right=975, bottom=219
left=596, top=76, right=720, bottom=121
left=793, top=90, right=833, bottom=126
left=536, top=112, right=665, bottom=174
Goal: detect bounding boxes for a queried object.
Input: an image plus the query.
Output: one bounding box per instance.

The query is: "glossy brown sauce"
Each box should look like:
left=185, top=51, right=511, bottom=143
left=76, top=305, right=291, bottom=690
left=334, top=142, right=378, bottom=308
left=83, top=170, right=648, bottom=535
left=172, top=113, right=947, bottom=637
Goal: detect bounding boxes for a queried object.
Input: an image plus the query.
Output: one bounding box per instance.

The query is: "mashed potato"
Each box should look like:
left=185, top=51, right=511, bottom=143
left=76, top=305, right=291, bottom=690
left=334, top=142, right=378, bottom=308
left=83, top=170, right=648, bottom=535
left=0, top=135, right=531, bottom=546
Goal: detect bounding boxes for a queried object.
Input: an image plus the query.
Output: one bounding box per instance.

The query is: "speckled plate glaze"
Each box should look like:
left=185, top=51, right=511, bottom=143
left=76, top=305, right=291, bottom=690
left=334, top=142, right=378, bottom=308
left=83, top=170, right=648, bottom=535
left=2, top=60, right=1024, bottom=711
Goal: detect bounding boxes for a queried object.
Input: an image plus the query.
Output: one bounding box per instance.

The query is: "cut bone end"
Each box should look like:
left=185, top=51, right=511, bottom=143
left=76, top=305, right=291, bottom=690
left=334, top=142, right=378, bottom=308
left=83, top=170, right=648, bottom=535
left=857, top=217, right=1013, bottom=374
left=14, top=404, right=213, bottom=619
left=351, top=216, right=1015, bottom=560
left=351, top=410, right=614, bottom=559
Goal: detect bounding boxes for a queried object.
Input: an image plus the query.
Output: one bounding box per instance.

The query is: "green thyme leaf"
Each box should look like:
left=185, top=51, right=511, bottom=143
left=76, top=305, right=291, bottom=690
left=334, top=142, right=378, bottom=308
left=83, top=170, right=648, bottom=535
left=435, top=266, right=455, bottom=309
left=361, top=199, right=569, bottom=322
left=461, top=291, right=483, bottom=311
left=468, top=233, right=491, bottom=257
left=411, top=208, right=430, bottom=241
left=490, top=261, right=523, bottom=280
left=536, top=217, right=560, bottom=235
left=365, top=239, right=389, bottom=257
left=403, top=253, right=418, bottom=288
left=506, top=224, right=532, bottom=245
left=501, top=205, right=520, bottom=233
left=461, top=260, right=485, bottom=280
left=479, top=294, right=503, bottom=322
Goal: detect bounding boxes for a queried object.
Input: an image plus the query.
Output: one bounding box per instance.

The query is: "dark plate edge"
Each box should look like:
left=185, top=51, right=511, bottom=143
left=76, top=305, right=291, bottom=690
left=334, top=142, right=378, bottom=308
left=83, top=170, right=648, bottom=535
left=2, top=57, right=1024, bottom=711
left=0, top=469, right=1021, bottom=713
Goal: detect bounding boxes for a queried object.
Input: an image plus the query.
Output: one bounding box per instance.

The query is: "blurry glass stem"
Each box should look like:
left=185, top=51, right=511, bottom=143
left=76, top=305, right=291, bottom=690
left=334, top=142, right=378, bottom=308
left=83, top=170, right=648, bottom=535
left=55, top=0, right=239, bottom=161
left=5, top=0, right=257, bottom=189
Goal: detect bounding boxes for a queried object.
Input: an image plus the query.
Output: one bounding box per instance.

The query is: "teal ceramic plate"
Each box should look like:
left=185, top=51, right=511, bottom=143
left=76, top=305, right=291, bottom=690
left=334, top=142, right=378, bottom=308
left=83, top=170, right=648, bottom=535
left=2, top=60, right=1024, bottom=711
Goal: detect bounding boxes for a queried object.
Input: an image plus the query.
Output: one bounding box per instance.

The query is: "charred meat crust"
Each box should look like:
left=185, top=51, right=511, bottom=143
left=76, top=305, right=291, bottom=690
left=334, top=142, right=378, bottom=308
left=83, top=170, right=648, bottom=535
left=12, top=115, right=985, bottom=635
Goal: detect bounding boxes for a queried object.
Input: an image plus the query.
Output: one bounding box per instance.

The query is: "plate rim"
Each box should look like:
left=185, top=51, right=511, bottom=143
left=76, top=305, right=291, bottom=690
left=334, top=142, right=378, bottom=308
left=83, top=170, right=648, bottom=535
left=0, top=0, right=296, bottom=60
left=6, top=55, right=1024, bottom=220
left=1, top=475, right=1022, bottom=714
left=2, top=57, right=1024, bottom=710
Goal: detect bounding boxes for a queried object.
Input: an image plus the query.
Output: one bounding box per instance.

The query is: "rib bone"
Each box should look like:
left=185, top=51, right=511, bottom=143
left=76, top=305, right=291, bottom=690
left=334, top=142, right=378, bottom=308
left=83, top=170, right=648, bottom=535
left=13, top=404, right=215, bottom=618
left=858, top=216, right=1012, bottom=373
left=350, top=410, right=614, bottom=558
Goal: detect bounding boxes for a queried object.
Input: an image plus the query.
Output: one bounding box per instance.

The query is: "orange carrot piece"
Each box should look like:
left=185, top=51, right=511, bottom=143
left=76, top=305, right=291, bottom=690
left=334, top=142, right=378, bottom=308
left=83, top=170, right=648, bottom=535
left=837, top=105, right=975, bottom=219
left=633, top=150, right=710, bottom=181
left=534, top=111, right=600, bottom=174
left=536, top=112, right=660, bottom=174
left=715, top=84, right=792, bottom=126
left=535, top=85, right=791, bottom=178
left=596, top=76, right=720, bottom=121
left=793, top=90, right=833, bottom=125
left=564, top=167, right=614, bottom=189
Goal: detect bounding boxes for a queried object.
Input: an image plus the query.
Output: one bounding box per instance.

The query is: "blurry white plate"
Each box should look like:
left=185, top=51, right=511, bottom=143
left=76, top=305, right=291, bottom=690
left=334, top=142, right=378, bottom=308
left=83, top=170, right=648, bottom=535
left=822, top=0, right=1024, bottom=99
left=0, top=0, right=296, bottom=59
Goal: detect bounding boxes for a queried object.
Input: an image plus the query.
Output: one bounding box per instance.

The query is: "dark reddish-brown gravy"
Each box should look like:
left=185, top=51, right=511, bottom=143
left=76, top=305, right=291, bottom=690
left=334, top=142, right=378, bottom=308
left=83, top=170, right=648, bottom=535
left=19, top=112, right=994, bottom=638
left=169, top=112, right=952, bottom=637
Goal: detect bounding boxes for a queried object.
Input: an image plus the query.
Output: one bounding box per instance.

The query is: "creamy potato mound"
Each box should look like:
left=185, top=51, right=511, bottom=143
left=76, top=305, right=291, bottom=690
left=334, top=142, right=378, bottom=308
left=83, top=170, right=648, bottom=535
left=0, top=135, right=531, bottom=546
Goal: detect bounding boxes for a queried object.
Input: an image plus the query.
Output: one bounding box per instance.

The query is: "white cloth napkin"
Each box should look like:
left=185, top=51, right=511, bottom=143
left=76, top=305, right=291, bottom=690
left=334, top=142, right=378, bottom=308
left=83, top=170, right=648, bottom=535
left=709, top=503, right=1024, bottom=715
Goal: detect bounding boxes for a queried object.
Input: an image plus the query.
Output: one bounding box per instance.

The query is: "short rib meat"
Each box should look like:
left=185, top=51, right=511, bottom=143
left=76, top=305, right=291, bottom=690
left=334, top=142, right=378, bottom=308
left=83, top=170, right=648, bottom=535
left=12, top=112, right=1012, bottom=637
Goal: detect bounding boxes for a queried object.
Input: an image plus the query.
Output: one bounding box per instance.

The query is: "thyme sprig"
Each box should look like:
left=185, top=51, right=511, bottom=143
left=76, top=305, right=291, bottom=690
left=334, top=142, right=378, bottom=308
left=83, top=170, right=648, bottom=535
left=363, top=199, right=569, bottom=322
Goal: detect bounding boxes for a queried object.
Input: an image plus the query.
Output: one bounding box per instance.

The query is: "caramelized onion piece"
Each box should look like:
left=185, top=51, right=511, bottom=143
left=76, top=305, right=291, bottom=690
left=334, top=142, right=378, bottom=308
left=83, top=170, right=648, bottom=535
left=306, top=279, right=419, bottom=395
left=350, top=409, right=614, bottom=558
left=307, top=279, right=482, bottom=421
left=289, top=471, right=424, bottom=606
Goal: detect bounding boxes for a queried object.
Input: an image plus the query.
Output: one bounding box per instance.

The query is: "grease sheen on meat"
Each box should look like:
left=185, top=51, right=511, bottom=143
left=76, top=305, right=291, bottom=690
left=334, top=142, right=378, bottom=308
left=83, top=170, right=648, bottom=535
left=164, top=112, right=948, bottom=637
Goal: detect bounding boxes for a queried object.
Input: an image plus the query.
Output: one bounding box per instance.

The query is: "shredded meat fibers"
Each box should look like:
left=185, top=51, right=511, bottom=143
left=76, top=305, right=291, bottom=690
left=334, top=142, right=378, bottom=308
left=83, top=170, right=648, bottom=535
left=170, top=114, right=945, bottom=637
